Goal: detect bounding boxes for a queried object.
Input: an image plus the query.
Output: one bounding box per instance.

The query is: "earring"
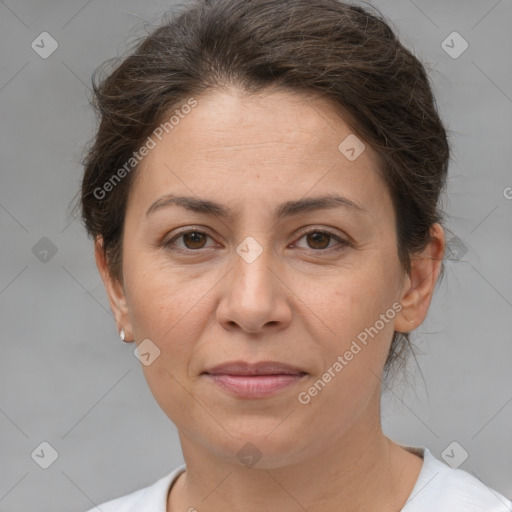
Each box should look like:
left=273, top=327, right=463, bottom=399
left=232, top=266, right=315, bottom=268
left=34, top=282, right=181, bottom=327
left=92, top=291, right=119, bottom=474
left=119, top=328, right=126, bottom=341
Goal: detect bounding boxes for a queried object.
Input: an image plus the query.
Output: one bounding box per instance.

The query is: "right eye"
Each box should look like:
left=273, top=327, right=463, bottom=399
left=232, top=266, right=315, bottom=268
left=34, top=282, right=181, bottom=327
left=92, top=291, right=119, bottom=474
left=163, top=229, right=217, bottom=253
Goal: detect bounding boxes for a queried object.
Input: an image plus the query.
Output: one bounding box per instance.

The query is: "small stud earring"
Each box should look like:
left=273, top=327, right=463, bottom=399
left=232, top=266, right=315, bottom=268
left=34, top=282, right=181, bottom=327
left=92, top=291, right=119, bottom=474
left=119, top=328, right=126, bottom=341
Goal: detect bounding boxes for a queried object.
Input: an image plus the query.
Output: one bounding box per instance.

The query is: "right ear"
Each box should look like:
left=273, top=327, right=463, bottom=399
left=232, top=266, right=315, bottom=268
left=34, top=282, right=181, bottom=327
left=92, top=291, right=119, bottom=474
left=94, top=236, right=134, bottom=342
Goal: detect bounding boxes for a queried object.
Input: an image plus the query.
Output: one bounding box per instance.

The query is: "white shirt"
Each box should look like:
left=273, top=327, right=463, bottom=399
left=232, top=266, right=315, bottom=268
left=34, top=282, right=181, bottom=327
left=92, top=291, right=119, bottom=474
left=85, top=445, right=512, bottom=511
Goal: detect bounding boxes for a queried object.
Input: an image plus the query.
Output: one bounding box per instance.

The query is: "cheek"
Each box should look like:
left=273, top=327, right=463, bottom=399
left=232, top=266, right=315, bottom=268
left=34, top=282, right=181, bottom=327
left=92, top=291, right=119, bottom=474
left=124, top=261, right=217, bottom=401
left=314, top=261, right=398, bottom=341
left=298, top=280, right=396, bottom=421
left=304, top=264, right=401, bottom=401
left=123, top=254, right=211, bottom=339
left=127, top=270, right=205, bottom=423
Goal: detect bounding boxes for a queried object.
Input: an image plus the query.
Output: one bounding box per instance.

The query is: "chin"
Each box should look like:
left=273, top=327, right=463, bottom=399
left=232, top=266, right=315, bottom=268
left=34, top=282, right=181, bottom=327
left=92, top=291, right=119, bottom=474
left=198, top=422, right=312, bottom=469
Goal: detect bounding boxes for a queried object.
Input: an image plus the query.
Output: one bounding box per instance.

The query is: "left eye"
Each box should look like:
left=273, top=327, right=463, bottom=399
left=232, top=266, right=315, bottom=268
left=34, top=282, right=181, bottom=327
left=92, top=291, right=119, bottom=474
left=294, top=230, right=348, bottom=251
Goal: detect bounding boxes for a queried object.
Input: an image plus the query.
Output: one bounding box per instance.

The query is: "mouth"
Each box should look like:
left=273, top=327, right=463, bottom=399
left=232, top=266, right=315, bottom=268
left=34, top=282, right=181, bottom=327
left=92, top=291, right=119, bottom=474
left=202, top=360, right=307, bottom=398
left=203, top=360, right=307, bottom=376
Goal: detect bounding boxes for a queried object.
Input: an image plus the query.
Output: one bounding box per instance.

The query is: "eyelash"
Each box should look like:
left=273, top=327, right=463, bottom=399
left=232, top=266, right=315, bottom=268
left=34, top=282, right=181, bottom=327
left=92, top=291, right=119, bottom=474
left=163, top=227, right=349, bottom=255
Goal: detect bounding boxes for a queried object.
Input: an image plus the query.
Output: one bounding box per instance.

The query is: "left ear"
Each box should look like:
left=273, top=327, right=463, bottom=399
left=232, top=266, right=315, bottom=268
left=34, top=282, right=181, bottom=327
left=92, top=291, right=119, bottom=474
left=394, top=223, right=445, bottom=333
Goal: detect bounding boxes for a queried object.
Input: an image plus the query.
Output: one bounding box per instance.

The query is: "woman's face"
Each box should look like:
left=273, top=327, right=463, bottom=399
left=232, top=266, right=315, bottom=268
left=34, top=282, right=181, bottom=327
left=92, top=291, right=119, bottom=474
left=98, top=87, right=434, bottom=467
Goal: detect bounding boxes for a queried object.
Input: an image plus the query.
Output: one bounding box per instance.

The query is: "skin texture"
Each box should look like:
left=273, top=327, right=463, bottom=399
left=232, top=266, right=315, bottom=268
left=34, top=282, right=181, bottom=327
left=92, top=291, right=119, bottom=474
left=95, top=86, right=445, bottom=512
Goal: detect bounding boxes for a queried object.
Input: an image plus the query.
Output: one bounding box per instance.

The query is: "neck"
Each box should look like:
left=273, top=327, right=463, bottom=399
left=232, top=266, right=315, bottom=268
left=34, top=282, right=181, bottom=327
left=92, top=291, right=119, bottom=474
left=168, top=399, right=422, bottom=512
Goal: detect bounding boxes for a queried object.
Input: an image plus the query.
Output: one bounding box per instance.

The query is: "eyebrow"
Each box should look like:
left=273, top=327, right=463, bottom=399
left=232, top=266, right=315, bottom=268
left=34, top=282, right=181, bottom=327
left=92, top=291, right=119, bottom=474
left=145, top=193, right=368, bottom=222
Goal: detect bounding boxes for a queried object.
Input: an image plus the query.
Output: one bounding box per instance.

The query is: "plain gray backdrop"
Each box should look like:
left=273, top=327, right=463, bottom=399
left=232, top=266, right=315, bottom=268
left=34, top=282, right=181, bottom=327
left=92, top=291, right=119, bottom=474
left=1, top=0, right=511, bottom=511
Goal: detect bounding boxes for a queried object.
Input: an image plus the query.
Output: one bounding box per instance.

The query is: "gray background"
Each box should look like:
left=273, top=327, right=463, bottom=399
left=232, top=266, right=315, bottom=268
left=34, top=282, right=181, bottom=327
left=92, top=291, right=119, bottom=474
left=1, top=0, right=511, bottom=510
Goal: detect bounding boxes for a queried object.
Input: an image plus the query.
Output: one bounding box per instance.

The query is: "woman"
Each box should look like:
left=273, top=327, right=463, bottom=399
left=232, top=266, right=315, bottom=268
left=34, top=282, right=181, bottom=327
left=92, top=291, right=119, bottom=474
left=78, top=0, right=512, bottom=510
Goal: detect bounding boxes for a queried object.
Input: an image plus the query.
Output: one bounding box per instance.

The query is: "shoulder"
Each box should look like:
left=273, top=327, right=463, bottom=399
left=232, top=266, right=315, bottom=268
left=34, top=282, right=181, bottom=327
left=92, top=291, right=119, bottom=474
left=402, top=446, right=512, bottom=512
left=83, top=465, right=186, bottom=512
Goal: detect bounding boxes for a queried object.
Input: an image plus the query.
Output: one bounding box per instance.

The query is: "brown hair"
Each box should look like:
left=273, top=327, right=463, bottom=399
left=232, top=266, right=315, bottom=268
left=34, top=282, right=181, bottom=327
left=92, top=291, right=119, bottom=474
left=74, top=0, right=450, bottom=385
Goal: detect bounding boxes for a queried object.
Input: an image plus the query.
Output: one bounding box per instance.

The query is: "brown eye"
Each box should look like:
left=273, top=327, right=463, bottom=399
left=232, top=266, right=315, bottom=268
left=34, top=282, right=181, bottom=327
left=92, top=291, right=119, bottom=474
left=306, top=232, right=331, bottom=250
left=181, top=231, right=208, bottom=249
left=295, top=229, right=349, bottom=253
left=164, top=230, right=214, bottom=252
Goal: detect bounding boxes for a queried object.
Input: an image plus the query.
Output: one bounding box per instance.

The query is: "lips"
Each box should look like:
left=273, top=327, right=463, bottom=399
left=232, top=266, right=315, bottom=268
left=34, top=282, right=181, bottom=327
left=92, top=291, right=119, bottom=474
left=203, top=360, right=306, bottom=376
left=202, top=360, right=307, bottom=398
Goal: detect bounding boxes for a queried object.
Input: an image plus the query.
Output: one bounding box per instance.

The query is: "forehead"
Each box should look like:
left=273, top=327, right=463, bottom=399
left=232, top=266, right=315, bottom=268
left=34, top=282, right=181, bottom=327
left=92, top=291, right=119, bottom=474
left=159, top=87, right=365, bottom=158
left=127, top=87, right=389, bottom=219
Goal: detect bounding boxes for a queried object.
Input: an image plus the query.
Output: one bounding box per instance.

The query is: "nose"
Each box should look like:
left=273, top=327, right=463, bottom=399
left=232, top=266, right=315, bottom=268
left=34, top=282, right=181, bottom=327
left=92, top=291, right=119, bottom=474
left=216, top=238, right=293, bottom=334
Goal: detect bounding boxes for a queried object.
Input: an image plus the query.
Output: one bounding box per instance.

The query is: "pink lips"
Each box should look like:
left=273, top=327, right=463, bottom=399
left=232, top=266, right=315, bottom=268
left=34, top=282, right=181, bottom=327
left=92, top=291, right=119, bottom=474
left=203, top=361, right=307, bottom=398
